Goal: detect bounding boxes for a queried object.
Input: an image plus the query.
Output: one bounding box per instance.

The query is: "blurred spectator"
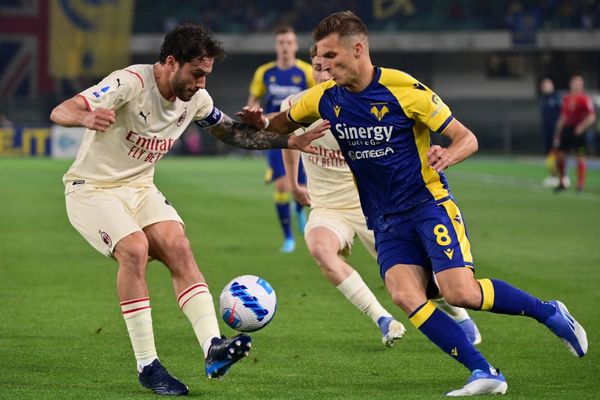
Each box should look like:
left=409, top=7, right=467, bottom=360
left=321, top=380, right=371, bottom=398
left=539, top=78, right=561, bottom=187
left=133, top=0, right=600, bottom=33
left=554, top=75, right=597, bottom=192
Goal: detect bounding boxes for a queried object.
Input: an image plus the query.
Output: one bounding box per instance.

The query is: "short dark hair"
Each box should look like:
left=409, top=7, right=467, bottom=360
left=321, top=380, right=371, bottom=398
left=313, top=11, right=368, bottom=42
left=275, top=25, right=295, bottom=35
left=159, top=23, right=225, bottom=64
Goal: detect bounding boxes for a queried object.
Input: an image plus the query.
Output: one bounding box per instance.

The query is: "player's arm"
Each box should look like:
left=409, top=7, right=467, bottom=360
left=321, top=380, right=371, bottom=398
left=428, top=119, right=478, bottom=173
left=50, top=95, right=116, bottom=132
left=575, top=99, right=596, bottom=135
left=205, top=112, right=328, bottom=151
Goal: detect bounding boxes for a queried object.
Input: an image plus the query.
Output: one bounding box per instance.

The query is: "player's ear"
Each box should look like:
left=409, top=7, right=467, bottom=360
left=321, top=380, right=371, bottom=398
left=165, top=55, right=177, bottom=70
left=354, top=41, right=364, bottom=58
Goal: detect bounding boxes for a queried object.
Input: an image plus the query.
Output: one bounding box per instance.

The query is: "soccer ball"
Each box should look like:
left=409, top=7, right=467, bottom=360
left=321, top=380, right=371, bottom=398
left=219, top=275, right=277, bottom=332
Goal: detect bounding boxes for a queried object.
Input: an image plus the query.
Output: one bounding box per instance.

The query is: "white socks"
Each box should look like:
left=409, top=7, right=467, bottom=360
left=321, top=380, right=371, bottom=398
left=177, top=283, right=220, bottom=358
left=336, top=271, right=392, bottom=325
left=120, top=297, right=158, bottom=372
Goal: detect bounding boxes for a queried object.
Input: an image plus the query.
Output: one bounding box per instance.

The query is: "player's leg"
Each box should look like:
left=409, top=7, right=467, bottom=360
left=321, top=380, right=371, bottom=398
left=575, top=133, right=587, bottom=191
left=304, top=217, right=404, bottom=346
left=66, top=186, right=187, bottom=395
left=137, top=188, right=252, bottom=379
left=143, top=221, right=251, bottom=379
left=114, top=232, right=189, bottom=395
left=555, top=127, right=572, bottom=191
left=378, top=211, right=506, bottom=396
left=384, top=264, right=505, bottom=396
left=433, top=298, right=482, bottom=345
left=430, top=199, right=587, bottom=358
left=356, top=213, right=479, bottom=344
left=267, top=149, right=295, bottom=253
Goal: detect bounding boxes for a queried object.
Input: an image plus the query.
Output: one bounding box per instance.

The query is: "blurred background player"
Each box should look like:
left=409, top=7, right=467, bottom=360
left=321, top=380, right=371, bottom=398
left=246, top=26, right=315, bottom=253
left=554, top=75, right=596, bottom=192
left=243, top=45, right=482, bottom=347
left=49, top=22, right=326, bottom=396
left=538, top=78, right=561, bottom=188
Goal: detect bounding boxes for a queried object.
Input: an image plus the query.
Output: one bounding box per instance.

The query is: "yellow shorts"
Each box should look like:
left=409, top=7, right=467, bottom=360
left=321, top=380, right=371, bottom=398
left=65, top=184, right=183, bottom=257
left=305, top=207, right=376, bottom=259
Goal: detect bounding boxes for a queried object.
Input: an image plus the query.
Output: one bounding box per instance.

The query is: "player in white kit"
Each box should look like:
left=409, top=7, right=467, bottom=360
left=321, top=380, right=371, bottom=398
left=50, top=23, right=327, bottom=396
left=241, top=45, right=481, bottom=347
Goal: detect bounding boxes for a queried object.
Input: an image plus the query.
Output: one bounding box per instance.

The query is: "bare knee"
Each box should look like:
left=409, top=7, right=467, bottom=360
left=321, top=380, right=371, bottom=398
left=170, top=235, right=193, bottom=258
left=115, top=235, right=148, bottom=264
left=442, top=285, right=481, bottom=309
left=308, top=242, right=334, bottom=268
left=389, top=289, right=426, bottom=314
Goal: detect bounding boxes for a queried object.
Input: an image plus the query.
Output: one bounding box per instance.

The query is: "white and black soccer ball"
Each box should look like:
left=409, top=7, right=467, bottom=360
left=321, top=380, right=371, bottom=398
left=219, top=275, right=277, bottom=332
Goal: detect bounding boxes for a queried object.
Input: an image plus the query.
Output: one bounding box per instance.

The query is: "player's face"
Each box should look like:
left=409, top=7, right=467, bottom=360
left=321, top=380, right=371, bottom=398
left=570, top=76, right=584, bottom=93
left=171, top=57, right=214, bottom=101
left=311, top=56, right=332, bottom=84
left=316, top=34, right=359, bottom=88
left=275, top=32, right=298, bottom=62
left=540, top=79, right=554, bottom=95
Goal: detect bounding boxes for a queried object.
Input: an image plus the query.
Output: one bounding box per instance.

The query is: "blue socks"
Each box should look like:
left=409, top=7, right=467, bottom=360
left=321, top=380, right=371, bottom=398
left=410, top=301, right=491, bottom=372
left=478, top=278, right=556, bottom=322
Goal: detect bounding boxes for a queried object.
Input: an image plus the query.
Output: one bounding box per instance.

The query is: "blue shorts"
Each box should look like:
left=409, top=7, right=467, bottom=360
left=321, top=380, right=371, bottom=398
left=375, top=198, right=474, bottom=280
left=264, top=149, right=307, bottom=184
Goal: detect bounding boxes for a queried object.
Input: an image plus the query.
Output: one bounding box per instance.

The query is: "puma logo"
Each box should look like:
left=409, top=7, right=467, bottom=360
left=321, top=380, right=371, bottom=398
left=139, top=111, right=150, bottom=124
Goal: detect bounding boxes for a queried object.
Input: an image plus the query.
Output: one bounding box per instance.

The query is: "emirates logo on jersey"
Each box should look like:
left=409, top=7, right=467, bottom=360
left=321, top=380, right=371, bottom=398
left=177, top=108, right=187, bottom=127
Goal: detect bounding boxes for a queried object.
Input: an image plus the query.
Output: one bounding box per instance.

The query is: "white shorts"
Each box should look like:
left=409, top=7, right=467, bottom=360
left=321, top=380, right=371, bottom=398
left=304, top=207, right=376, bottom=259
left=65, top=184, right=184, bottom=257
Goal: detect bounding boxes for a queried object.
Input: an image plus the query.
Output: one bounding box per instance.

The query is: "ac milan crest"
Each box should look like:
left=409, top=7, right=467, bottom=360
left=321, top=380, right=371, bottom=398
left=99, top=230, right=112, bottom=247
left=177, top=107, right=187, bottom=127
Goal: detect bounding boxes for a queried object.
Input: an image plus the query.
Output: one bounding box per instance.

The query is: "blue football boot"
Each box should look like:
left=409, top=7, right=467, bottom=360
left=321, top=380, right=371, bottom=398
left=279, top=238, right=295, bottom=253
left=138, top=359, right=188, bottom=396
left=205, top=334, right=252, bottom=379
left=543, top=300, right=588, bottom=357
left=446, top=367, right=507, bottom=397
left=377, top=316, right=406, bottom=347
left=458, top=319, right=482, bottom=345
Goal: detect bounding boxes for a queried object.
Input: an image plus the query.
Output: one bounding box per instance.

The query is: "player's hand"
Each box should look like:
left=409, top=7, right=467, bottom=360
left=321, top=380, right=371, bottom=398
left=81, top=108, right=116, bottom=132
left=291, top=185, right=311, bottom=207
left=236, top=106, right=268, bottom=130
left=427, top=145, right=452, bottom=173
left=288, top=120, right=330, bottom=154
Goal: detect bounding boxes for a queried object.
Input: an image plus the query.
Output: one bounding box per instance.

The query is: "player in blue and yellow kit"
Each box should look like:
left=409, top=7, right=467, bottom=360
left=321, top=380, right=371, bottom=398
left=245, top=11, right=588, bottom=397
left=247, top=26, right=315, bottom=253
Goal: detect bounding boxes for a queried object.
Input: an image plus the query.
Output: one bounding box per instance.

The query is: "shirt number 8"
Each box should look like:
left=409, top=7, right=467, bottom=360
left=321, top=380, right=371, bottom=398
left=434, top=224, right=451, bottom=246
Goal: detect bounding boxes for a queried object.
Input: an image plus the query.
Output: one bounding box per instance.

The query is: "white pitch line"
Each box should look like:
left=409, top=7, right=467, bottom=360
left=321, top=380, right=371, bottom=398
left=448, top=171, right=600, bottom=201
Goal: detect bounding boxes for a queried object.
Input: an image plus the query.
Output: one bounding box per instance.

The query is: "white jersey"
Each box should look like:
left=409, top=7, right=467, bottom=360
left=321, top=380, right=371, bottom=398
left=63, top=64, right=222, bottom=192
left=282, top=91, right=360, bottom=210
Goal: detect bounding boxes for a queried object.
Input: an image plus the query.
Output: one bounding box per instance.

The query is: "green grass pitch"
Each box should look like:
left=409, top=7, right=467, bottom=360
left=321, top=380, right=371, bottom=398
left=0, top=156, right=599, bottom=399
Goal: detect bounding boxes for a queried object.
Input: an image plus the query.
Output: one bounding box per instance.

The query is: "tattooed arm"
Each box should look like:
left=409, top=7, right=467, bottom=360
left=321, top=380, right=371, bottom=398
left=206, top=113, right=288, bottom=149
left=203, top=113, right=329, bottom=152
